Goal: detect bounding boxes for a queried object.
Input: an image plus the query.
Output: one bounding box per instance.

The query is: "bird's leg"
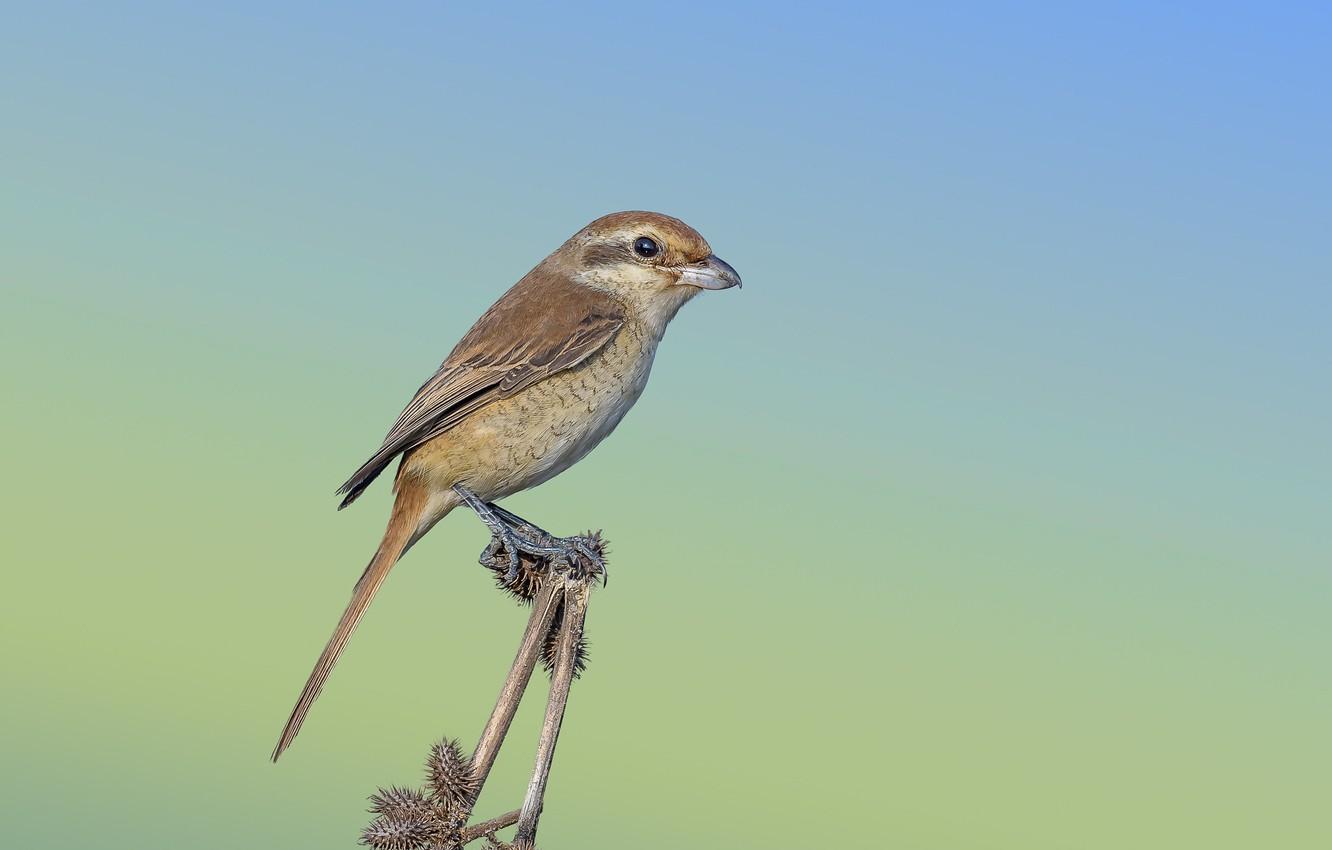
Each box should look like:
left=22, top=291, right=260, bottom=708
left=452, top=485, right=527, bottom=582
left=452, top=485, right=608, bottom=584
left=487, top=502, right=608, bottom=585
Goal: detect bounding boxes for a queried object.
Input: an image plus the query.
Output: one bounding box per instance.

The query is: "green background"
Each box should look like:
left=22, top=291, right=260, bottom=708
left=3, top=4, right=1329, bottom=848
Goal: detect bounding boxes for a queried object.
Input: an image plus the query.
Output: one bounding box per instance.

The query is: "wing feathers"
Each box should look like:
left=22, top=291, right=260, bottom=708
left=336, top=269, right=625, bottom=507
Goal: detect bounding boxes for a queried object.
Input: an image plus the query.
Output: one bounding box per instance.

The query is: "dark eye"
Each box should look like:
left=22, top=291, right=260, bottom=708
left=633, top=236, right=660, bottom=258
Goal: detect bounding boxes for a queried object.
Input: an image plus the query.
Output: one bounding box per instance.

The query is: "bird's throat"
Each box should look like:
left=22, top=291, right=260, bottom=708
left=638, top=285, right=700, bottom=341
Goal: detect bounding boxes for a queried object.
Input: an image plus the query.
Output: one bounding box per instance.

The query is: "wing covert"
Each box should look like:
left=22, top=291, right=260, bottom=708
left=335, top=271, right=625, bottom=508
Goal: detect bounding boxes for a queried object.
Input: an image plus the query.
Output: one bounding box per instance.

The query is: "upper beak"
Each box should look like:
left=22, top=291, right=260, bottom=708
left=676, top=254, right=742, bottom=290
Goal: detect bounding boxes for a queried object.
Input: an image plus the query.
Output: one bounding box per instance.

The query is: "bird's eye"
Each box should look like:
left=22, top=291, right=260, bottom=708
left=633, top=236, right=660, bottom=258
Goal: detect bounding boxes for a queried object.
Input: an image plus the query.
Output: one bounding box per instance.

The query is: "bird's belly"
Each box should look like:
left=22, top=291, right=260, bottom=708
left=409, top=333, right=656, bottom=501
left=517, top=381, right=639, bottom=490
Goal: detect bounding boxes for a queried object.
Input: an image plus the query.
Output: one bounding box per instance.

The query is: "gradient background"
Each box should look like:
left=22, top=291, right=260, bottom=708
left=3, top=3, right=1329, bottom=848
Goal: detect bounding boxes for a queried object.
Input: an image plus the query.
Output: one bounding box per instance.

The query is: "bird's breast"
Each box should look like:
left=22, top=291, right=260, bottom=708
left=410, top=323, right=661, bottom=500
left=519, top=325, right=657, bottom=480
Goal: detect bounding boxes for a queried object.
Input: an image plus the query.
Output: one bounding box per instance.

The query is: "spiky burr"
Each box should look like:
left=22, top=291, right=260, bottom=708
left=540, top=604, right=589, bottom=679
left=426, top=737, right=478, bottom=810
left=369, top=785, right=435, bottom=819
left=360, top=813, right=436, bottom=850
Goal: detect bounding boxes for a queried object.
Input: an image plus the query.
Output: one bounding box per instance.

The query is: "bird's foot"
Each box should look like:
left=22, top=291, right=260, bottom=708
left=540, top=532, right=607, bottom=584
left=453, top=486, right=608, bottom=587
left=453, top=485, right=525, bottom=580
left=489, top=522, right=607, bottom=585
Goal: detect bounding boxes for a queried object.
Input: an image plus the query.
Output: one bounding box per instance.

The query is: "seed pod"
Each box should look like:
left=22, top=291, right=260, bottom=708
left=368, top=785, right=433, bottom=819
left=540, top=602, right=589, bottom=679
left=360, top=814, right=433, bottom=850
left=425, top=738, right=478, bottom=809
left=485, top=549, right=545, bottom=602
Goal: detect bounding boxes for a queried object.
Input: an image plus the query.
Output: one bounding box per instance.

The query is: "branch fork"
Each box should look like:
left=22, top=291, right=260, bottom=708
left=359, top=506, right=604, bottom=850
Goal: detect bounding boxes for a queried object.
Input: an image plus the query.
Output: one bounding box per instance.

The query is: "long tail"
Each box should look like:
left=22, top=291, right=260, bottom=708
left=272, top=480, right=428, bottom=761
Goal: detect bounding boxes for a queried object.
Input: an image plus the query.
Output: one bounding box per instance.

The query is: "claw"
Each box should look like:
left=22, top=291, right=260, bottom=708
left=454, top=485, right=609, bottom=588
left=572, top=538, right=608, bottom=585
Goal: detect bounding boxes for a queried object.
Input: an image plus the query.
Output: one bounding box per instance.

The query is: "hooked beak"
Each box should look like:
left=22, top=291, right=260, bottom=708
left=676, top=254, right=742, bottom=290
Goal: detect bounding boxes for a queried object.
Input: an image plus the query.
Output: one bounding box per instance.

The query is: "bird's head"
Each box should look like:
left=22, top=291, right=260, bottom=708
left=558, top=211, right=741, bottom=322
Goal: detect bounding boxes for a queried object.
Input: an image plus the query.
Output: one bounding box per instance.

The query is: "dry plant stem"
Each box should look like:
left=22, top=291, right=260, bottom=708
left=470, top=580, right=564, bottom=794
left=458, top=809, right=521, bottom=844
left=512, top=580, right=590, bottom=849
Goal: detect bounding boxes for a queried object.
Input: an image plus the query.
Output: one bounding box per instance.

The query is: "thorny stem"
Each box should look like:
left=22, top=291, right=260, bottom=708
left=512, top=580, right=590, bottom=849
left=470, top=580, right=563, bottom=795
left=361, top=504, right=600, bottom=850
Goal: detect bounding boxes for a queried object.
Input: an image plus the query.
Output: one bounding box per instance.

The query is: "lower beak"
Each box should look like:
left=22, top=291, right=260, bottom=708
left=676, top=254, right=742, bottom=290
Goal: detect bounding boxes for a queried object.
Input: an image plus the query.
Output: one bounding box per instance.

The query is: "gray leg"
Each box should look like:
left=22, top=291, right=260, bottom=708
left=452, top=485, right=525, bottom=581
left=452, top=485, right=608, bottom=584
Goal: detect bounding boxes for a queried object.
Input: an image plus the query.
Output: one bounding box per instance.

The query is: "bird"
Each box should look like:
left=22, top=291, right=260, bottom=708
left=272, top=211, right=741, bottom=761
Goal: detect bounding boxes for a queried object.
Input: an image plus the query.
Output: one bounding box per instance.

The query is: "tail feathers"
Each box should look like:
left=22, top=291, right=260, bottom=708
left=272, top=484, right=425, bottom=761
left=336, top=447, right=400, bottom=510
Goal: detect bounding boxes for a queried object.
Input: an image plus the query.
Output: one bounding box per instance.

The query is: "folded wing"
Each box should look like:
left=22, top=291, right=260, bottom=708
left=337, top=269, right=625, bottom=508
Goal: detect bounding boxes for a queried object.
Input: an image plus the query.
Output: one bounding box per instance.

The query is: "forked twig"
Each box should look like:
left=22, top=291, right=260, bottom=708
left=470, top=580, right=563, bottom=790
left=513, top=580, right=589, bottom=848
left=359, top=507, right=604, bottom=850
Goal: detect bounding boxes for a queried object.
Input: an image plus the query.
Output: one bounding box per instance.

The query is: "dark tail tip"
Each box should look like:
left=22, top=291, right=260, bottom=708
left=336, top=456, right=390, bottom=510
left=272, top=719, right=299, bottom=762
left=337, top=485, right=364, bottom=510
